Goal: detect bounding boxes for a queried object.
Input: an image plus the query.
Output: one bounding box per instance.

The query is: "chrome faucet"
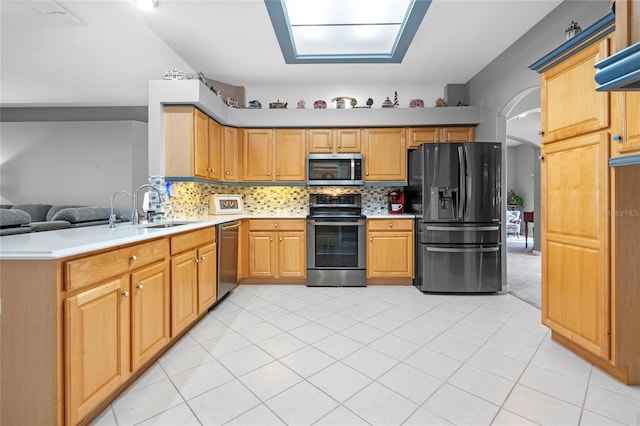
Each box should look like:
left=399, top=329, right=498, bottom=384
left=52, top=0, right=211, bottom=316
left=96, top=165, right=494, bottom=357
left=109, top=190, right=132, bottom=228
left=132, top=184, right=165, bottom=225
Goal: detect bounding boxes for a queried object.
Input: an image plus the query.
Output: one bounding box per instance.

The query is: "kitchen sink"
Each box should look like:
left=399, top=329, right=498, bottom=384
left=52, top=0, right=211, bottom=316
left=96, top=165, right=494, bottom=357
left=141, top=221, right=197, bottom=229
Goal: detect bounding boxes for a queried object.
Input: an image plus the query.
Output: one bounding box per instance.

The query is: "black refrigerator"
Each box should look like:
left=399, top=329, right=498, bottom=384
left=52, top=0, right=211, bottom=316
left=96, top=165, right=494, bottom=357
left=407, top=142, right=502, bottom=293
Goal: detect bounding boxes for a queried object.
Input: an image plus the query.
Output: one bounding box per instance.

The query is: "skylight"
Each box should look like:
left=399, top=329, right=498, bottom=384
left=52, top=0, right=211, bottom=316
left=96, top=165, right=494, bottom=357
left=265, top=0, right=431, bottom=64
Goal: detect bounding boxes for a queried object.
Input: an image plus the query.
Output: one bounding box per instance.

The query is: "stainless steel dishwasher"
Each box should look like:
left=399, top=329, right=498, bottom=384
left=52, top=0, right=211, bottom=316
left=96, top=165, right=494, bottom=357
left=217, top=220, right=240, bottom=301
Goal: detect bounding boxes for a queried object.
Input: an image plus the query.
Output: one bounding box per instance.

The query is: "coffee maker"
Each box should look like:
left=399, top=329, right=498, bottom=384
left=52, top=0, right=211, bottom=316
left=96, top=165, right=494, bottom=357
left=388, top=190, right=405, bottom=214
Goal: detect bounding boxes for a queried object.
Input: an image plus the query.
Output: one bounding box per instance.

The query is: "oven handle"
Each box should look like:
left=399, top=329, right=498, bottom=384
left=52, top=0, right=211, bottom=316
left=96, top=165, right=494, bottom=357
left=308, top=220, right=366, bottom=226
left=425, top=246, right=500, bottom=253
left=425, top=225, right=500, bottom=232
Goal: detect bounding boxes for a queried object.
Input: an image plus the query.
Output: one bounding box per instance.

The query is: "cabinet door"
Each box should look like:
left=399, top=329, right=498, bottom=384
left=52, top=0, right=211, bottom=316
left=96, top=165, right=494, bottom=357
left=171, top=250, right=199, bottom=336
left=278, top=231, right=306, bottom=278
left=541, top=132, right=609, bottom=358
left=275, top=129, right=306, bottom=181
left=131, top=262, right=170, bottom=370
left=248, top=231, right=276, bottom=277
left=65, top=277, right=130, bottom=425
left=335, top=129, right=361, bottom=152
left=193, top=108, right=210, bottom=178
left=363, top=128, right=406, bottom=181
left=440, top=127, right=475, bottom=142
left=223, top=126, right=239, bottom=181
left=367, top=231, right=413, bottom=279
left=540, top=37, right=610, bottom=143
left=307, top=129, right=333, bottom=153
left=243, top=129, right=274, bottom=181
left=198, top=242, right=217, bottom=314
left=209, top=118, right=223, bottom=180
left=614, top=92, right=640, bottom=156
left=407, top=127, right=439, bottom=148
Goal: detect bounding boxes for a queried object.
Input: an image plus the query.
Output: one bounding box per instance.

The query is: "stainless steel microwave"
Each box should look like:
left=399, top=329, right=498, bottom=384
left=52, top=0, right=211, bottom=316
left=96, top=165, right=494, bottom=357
left=307, top=153, right=363, bottom=185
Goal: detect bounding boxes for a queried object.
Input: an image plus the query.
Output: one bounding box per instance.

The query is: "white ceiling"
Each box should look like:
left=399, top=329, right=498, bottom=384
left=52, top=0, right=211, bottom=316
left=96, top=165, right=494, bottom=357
left=1, top=0, right=562, bottom=110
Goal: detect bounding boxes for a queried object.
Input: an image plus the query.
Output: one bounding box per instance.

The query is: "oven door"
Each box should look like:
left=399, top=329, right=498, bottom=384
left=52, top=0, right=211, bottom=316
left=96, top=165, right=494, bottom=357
left=307, top=219, right=366, bottom=269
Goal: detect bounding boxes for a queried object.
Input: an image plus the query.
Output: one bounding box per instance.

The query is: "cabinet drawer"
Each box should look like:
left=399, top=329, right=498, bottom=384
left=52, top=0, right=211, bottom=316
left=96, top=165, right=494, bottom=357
left=170, top=227, right=216, bottom=255
left=367, top=219, right=414, bottom=231
left=248, top=219, right=306, bottom=232
left=66, top=239, right=169, bottom=291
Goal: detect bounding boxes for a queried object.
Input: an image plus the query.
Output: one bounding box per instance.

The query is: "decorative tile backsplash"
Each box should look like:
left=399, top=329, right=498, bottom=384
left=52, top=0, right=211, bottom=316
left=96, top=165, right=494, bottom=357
left=155, top=180, right=404, bottom=218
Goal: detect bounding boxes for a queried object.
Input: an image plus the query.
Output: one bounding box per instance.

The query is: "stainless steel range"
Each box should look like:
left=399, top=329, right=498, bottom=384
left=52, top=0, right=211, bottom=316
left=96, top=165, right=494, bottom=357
left=306, top=194, right=366, bottom=287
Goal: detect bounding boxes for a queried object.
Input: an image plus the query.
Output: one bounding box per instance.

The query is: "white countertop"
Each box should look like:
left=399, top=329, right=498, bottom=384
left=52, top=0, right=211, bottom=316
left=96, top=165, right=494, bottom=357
left=0, top=215, right=248, bottom=260
left=365, top=214, right=416, bottom=219
left=0, top=213, right=412, bottom=260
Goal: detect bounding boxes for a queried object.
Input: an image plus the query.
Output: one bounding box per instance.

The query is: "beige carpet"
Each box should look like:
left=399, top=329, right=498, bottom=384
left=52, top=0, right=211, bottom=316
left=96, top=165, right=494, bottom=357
left=506, top=236, right=541, bottom=308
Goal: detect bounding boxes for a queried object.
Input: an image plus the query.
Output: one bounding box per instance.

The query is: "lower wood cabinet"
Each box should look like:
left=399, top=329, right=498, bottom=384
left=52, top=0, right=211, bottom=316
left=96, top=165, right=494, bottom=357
left=245, top=219, right=306, bottom=282
left=541, top=132, right=610, bottom=358
left=65, top=260, right=170, bottom=425
left=65, top=277, right=131, bottom=426
left=0, top=226, right=222, bottom=426
left=170, top=227, right=217, bottom=336
left=366, top=218, right=414, bottom=284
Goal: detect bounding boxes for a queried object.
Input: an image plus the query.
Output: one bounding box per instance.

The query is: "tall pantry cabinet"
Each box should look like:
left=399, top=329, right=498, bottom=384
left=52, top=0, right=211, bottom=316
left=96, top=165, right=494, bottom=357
left=531, top=13, right=640, bottom=384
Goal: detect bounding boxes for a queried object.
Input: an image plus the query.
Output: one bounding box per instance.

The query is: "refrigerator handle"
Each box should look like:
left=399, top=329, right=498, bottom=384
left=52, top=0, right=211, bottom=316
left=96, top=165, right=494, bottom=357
left=426, top=246, right=500, bottom=253
left=457, top=146, right=466, bottom=219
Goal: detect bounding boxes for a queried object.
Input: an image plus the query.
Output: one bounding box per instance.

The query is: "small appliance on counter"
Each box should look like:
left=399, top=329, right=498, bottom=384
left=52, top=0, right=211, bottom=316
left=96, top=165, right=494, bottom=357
left=388, top=190, right=405, bottom=214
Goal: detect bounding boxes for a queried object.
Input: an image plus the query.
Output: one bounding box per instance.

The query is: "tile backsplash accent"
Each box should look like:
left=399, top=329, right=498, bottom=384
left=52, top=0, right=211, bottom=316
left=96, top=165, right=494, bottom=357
left=161, top=181, right=404, bottom=218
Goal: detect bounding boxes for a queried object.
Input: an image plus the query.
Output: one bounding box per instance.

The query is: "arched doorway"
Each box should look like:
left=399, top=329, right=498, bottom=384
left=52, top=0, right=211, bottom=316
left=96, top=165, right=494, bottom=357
left=498, top=87, right=542, bottom=307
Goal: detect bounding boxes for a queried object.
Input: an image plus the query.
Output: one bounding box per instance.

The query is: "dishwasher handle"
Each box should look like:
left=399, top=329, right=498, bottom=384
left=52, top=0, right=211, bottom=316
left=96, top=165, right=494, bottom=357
left=219, top=221, right=241, bottom=230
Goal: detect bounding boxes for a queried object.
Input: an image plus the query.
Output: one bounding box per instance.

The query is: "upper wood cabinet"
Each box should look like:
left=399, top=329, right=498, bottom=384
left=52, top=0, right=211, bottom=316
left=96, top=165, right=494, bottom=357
left=164, top=106, right=218, bottom=179
left=307, top=128, right=361, bottom=153
left=612, top=92, right=640, bottom=157
left=615, top=0, right=640, bottom=51
left=407, top=127, right=475, bottom=148
left=242, top=129, right=306, bottom=182
left=222, top=126, right=240, bottom=181
left=208, top=118, right=223, bottom=181
left=363, top=128, right=406, bottom=182
left=242, top=129, right=273, bottom=181
left=540, top=36, right=611, bottom=143
left=275, top=129, right=306, bottom=181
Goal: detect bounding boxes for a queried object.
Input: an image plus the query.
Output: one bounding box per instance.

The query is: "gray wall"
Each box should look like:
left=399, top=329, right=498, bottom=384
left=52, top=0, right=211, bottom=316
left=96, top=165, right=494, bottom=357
left=468, top=0, right=612, bottom=141
left=0, top=120, right=148, bottom=213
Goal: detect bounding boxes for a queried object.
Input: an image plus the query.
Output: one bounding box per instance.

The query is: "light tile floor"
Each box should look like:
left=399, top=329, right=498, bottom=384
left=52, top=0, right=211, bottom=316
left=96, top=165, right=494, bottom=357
left=92, top=285, right=640, bottom=426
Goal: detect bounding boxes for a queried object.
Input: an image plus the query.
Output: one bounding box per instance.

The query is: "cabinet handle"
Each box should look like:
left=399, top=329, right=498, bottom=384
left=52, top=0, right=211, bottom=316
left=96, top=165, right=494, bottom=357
left=268, top=171, right=271, bottom=176
left=136, top=284, right=143, bottom=290
left=130, top=255, right=137, bottom=261
left=539, top=155, right=545, bottom=161
left=329, top=145, right=333, bottom=149
left=208, top=167, right=212, bottom=172
left=225, top=170, right=229, bottom=175
left=274, top=223, right=278, bottom=228
left=279, top=237, right=283, bottom=241
left=366, top=172, right=369, bottom=176
left=122, top=290, right=129, bottom=297
left=276, top=172, right=280, bottom=176
left=613, top=134, right=623, bottom=142
left=370, top=237, right=373, bottom=241
left=538, top=130, right=545, bottom=136
left=195, top=258, right=199, bottom=264
left=338, top=144, right=341, bottom=148
left=201, top=256, right=205, bottom=261
left=389, top=223, right=393, bottom=228
left=270, top=237, right=273, bottom=241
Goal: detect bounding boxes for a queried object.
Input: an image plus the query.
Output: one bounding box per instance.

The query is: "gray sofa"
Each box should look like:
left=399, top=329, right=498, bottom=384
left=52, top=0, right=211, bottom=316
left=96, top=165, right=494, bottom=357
left=0, top=204, right=128, bottom=236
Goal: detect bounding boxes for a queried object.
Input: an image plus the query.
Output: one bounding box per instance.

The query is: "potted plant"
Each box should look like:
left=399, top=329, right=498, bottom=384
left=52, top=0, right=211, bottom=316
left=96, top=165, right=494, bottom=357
left=507, top=190, right=523, bottom=207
